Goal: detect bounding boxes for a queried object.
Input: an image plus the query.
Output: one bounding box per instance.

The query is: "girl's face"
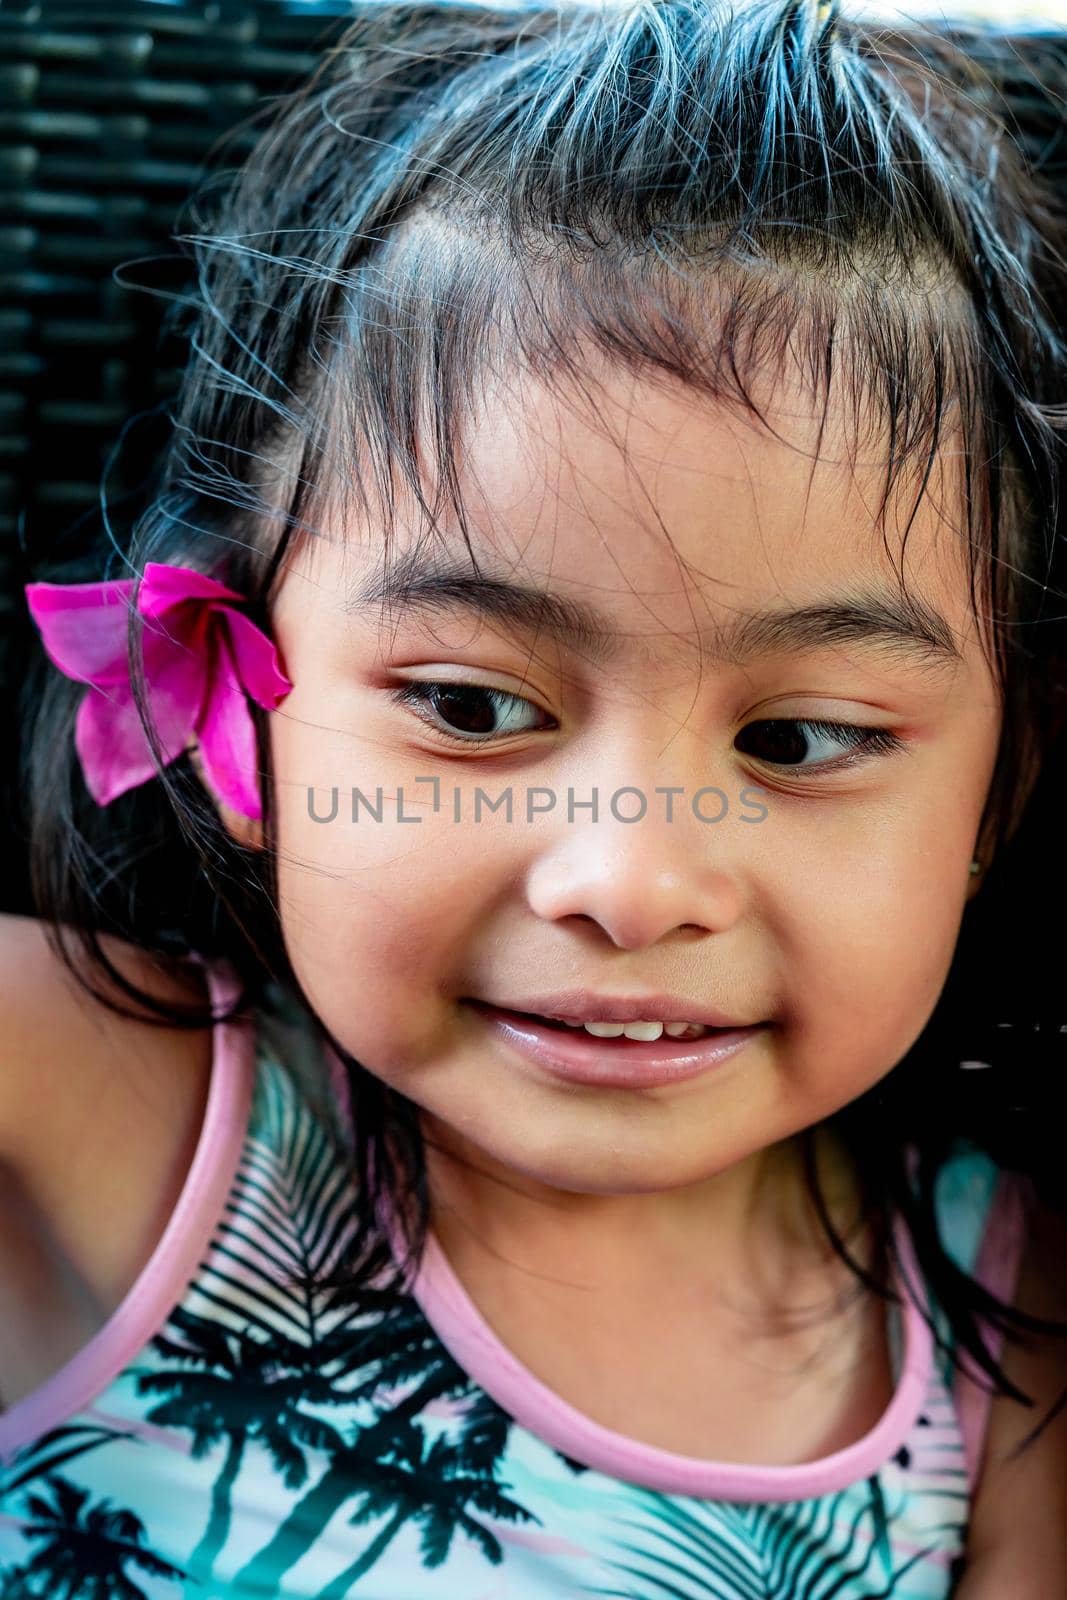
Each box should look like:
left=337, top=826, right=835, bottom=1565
left=258, top=361, right=1001, bottom=1238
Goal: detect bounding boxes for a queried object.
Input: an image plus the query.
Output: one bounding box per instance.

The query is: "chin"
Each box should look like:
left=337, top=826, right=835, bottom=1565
left=488, top=1136, right=719, bottom=1196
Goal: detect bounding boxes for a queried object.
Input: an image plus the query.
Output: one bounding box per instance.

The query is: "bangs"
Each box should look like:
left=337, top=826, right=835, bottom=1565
left=284, top=224, right=994, bottom=663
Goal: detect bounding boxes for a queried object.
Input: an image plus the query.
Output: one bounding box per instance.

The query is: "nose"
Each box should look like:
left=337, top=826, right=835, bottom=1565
left=524, top=799, right=744, bottom=951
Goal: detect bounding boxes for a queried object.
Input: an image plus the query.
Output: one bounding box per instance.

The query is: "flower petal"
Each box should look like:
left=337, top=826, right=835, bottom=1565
left=75, top=672, right=198, bottom=806
left=139, top=623, right=212, bottom=755
left=195, top=626, right=263, bottom=819
left=138, top=562, right=245, bottom=623
left=217, top=606, right=293, bottom=708
left=24, top=579, right=135, bottom=687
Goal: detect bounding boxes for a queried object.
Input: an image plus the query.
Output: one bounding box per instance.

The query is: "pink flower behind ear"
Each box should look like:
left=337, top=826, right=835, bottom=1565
left=24, top=562, right=293, bottom=819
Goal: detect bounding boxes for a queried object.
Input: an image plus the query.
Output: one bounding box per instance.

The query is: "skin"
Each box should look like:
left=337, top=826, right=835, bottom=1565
left=211, top=355, right=1002, bottom=1331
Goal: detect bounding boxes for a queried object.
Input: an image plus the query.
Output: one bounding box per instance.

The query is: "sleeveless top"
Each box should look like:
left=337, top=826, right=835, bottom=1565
left=0, top=958, right=1035, bottom=1599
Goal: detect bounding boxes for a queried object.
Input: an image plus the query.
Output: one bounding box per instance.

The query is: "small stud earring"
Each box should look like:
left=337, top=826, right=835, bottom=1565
left=969, top=859, right=981, bottom=876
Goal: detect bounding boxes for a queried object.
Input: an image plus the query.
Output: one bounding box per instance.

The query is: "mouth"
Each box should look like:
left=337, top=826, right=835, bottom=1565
left=468, top=1003, right=725, bottom=1040
left=462, top=1000, right=767, bottom=1088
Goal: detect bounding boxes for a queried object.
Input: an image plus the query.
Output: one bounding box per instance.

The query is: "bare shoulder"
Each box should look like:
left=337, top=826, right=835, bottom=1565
left=0, top=916, right=216, bottom=1404
left=0, top=912, right=212, bottom=1194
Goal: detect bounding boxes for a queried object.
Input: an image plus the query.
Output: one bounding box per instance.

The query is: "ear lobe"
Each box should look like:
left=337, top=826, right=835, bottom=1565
left=186, top=738, right=265, bottom=851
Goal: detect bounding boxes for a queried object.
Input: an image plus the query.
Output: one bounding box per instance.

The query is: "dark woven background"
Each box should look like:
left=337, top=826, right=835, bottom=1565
left=3, top=0, right=1066, bottom=916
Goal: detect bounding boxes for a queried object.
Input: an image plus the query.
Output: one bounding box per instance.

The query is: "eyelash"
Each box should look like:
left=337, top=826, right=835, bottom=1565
left=389, top=681, right=908, bottom=773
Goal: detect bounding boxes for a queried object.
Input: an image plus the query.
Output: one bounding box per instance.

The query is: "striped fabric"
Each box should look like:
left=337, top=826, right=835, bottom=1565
left=0, top=959, right=1031, bottom=1598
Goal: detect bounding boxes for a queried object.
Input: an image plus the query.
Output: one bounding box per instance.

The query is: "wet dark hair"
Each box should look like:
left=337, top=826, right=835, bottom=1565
left=19, top=0, right=1067, bottom=1461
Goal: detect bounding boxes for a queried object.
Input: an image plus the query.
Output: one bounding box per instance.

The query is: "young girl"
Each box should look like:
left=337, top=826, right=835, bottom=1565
left=3, top=0, right=1067, bottom=1594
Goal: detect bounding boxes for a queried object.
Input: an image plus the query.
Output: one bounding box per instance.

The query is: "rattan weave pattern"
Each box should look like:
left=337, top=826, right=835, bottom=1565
left=1, top=0, right=363, bottom=909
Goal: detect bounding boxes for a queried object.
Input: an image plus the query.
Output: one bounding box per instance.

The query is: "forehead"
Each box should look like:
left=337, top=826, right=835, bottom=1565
left=287, top=358, right=978, bottom=669
left=508, top=365, right=954, bottom=555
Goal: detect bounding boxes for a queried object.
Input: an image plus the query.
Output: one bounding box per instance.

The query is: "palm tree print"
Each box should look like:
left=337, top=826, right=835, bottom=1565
left=578, top=1474, right=959, bottom=1598
left=134, top=1271, right=528, bottom=1582
left=122, top=1038, right=546, bottom=1591
left=12, top=1475, right=186, bottom=1598
left=133, top=1306, right=349, bottom=1588
left=234, top=1410, right=538, bottom=1590
left=0, top=1565, right=46, bottom=1598
left=2, top=1422, right=139, bottom=1501
left=316, top=1418, right=541, bottom=1598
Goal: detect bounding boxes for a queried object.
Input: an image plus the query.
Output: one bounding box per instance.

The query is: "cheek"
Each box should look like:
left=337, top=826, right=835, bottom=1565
left=268, top=706, right=504, bottom=1047
left=776, top=805, right=973, bottom=1088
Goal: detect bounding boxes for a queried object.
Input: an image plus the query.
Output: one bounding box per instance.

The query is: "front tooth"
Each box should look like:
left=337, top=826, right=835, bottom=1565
left=583, top=1021, right=626, bottom=1037
left=622, top=1020, right=664, bottom=1041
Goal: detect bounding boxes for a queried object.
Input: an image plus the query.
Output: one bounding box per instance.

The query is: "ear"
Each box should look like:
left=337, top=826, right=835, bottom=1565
left=186, top=737, right=265, bottom=851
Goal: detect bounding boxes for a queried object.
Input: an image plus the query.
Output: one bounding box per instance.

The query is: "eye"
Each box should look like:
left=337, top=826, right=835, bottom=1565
left=390, top=681, right=554, bottom=744
left=735, top=718, right=907, bottom=773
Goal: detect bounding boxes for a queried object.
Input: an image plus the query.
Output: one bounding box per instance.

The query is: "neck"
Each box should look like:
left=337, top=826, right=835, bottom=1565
left=418, top=1117, right=874, bottom=1321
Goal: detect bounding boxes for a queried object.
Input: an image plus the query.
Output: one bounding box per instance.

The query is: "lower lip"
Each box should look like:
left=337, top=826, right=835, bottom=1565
left=467, top=1003, right=766, bottom=1089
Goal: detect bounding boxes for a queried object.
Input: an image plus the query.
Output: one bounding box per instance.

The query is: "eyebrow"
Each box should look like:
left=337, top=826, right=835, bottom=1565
left=352, top=553, right=965, bottom=673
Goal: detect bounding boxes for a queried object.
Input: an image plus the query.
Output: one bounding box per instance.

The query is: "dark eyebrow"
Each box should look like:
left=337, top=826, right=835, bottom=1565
left=352, top=553, right=965, bottom=673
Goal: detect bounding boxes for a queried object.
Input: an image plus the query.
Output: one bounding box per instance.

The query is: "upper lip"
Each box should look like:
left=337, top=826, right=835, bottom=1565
left=477, top=992, right=759, bottom=1028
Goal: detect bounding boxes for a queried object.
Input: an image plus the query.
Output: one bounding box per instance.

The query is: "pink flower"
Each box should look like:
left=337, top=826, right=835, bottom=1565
left=24, top=562, right=293, bottom=819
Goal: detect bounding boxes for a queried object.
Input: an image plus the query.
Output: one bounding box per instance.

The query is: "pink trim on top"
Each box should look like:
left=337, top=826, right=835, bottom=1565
left=0, top=956, right=256, bottom=1466
left=386, top=1200, right=934, bottom=1503
left=954, top=1170, right=1035, bottom=1497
